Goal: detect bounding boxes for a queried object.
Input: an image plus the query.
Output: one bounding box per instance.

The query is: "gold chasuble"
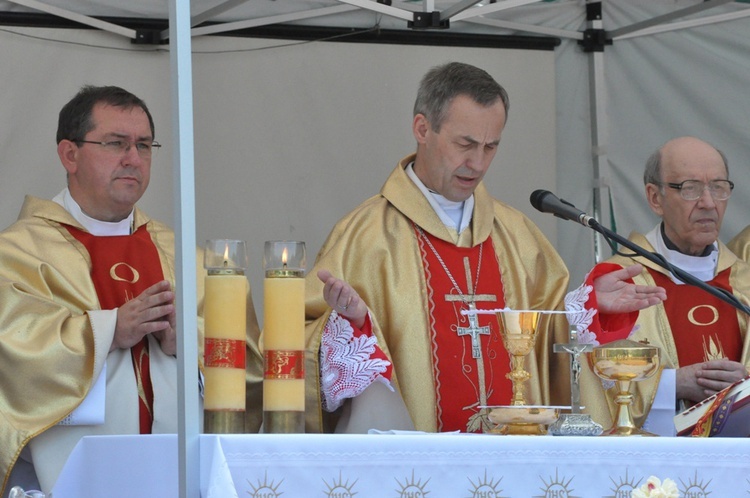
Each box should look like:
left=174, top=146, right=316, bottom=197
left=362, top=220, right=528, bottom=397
left=0, top=196, right=259, bottom=495
left=728, top=225, right=750, bottom=262
left=65, top=225, right=166, bottom=434
left=305, top=155, right=572, bottom=433
left=578, top=232, right=750, bottom=429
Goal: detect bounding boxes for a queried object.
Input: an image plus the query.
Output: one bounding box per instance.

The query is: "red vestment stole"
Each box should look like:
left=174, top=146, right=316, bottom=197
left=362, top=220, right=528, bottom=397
left=649, top=268, right=742, bottom=365
left=416, top=228, right=511, bottom=432
left=65, top=224, right=164, bottom=434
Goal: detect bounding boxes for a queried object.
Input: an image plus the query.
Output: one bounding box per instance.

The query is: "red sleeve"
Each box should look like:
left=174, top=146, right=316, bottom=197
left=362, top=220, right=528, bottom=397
left=348, top=314, right=393, bottom=381
left=585, top=262, right=639, bottom=344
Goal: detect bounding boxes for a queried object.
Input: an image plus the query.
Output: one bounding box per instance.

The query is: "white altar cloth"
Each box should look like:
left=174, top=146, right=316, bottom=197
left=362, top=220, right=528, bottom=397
left=51, top=433, right=750, bottom=497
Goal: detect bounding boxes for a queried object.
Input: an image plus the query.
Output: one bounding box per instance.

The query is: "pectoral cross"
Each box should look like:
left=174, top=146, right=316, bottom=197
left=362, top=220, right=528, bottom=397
left=442, top=255, right=497, bottom=432
left=444, top=257, right=496, bottom=359
left=553, top=328, right=593, bottom=414
left=456, top=303, right=489, bottom=359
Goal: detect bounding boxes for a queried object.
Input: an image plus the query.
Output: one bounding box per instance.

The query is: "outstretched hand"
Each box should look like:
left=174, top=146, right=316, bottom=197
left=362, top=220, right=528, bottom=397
left=593, top=264, right=666, bottom=314
left=318, top=269, right=367, bottom=329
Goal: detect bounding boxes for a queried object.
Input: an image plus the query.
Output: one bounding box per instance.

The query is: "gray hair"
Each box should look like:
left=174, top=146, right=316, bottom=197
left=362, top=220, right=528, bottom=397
left=643, top=142, right=729, bottom=187
left=413, top=62, right=509, bottom=132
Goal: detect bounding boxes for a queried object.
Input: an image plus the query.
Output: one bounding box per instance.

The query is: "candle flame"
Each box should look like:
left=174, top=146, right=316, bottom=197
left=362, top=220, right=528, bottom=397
left=282, top=247, right=288, bottom=268
left=223, top=244, right=229, bottom=267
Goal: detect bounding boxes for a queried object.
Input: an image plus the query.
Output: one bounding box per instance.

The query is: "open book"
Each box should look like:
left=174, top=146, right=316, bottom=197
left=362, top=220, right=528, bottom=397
left=674, top=375, right=750, bottom=437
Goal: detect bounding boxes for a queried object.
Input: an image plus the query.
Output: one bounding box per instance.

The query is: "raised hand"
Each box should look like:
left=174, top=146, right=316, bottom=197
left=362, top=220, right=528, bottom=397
left=318, top=269, right=367, bottom=329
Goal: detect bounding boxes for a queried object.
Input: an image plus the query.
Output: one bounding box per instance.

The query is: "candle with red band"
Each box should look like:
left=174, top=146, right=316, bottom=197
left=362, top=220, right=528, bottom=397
left=204, top=239, right=248, bottom=433
left=264, top=350, right=305, bottom=379
left=263, top=240, right=306, bottom=432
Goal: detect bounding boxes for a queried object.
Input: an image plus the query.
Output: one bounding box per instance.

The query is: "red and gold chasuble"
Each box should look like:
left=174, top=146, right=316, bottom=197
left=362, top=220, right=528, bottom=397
left=65, top=224, right=165, bottom=434
left=649, top=269, right=742, bottom=365
left=416, top=227, right=511, bottom=432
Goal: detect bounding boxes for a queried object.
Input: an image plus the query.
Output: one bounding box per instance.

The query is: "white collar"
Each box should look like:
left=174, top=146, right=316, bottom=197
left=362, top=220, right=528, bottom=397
left=53, top=188, right=133, bottom=236
left=405, top=162, right=474, bottom=233
left=644, top=224, right=718, bottom=284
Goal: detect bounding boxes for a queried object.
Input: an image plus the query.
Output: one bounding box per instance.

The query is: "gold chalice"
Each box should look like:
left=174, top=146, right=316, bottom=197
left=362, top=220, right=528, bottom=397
left=592, top=339, right=660, bottom=436
left=492, top=310, right=547, bottom=434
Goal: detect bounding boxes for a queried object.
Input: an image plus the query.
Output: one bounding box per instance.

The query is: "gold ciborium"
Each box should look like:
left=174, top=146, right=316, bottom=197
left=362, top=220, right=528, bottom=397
left=493, top=310, right=546, bottom=434
left=592, top=339, right=660, bottom=436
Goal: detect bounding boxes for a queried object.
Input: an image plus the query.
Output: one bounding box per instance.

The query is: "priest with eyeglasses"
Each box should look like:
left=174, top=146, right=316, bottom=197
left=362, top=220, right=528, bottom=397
left=578, top=136, right=750, bottom=429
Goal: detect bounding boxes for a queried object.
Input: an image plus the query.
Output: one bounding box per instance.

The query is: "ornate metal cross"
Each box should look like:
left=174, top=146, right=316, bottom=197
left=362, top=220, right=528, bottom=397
left=444, top=256, right=496, bottom=359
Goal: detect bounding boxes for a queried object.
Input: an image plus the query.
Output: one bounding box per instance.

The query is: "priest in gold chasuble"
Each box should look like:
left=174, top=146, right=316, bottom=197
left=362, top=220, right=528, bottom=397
left=303, top=63, right=576, bottom=434
left=304, top=63, right=663, bottom=435
left=0, top=86, right=263, bottom=497
left=578, top=137, right=750, bottom=429
left=305, top=155, right=574, bottom=433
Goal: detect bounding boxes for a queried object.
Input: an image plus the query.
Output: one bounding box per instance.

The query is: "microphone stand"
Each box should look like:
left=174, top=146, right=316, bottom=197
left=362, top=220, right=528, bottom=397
left=586, top=218, right=750, bottom=316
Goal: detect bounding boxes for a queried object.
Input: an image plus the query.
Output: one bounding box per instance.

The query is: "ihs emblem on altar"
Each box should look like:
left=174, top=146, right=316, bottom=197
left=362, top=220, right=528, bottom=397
left=467, top=469, right=507, bottom=498
left=605, top=470, right=642, bottom=497
left=396, top=470, right=431, bottom=497
left=534, top=468, right=580, bottom=498
left=323, top=471, right=357, bottom=498
left=679, top=470, right=711, bottom=497
left=247, top=471, right=283, bottom=498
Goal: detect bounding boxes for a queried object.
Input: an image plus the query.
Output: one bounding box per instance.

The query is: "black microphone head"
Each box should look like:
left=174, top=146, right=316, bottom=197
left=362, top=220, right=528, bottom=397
left=530, top=189, right=552, bottom=212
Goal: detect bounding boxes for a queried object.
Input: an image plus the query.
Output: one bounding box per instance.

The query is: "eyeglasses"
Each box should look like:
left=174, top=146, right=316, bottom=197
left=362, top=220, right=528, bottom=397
left=660, top=179, right=734, bottom=201
left=73, top=139, right=161, bottom=159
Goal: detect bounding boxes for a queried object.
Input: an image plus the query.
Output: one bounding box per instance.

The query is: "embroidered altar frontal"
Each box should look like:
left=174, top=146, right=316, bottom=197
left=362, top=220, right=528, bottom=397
left=52, top=434, right=750, bottom=497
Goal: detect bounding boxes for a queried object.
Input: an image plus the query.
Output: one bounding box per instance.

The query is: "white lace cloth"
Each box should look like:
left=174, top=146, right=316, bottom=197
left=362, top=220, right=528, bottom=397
left=319, top=280, right=636, bottom=411
left=320, top=311, right=392, bottom=412
left=564, top=282, right=598, bottom=344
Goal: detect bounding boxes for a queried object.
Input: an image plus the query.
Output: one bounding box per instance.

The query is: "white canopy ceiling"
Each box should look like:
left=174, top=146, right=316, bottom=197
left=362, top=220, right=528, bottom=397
left=2, top=0, right=750, bottom=42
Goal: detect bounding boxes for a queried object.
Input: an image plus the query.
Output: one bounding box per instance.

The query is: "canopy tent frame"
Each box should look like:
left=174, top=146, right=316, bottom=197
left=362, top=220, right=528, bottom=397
left=3, top=1, right=750, bottom=496
left=7, top=0, right=750, bottom=42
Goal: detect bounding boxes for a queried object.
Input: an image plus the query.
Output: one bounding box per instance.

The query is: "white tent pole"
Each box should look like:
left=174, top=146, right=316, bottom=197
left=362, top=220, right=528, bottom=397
left=168, top=0, right=200, bottom=497
left=586, top=2, right=611, bottom=264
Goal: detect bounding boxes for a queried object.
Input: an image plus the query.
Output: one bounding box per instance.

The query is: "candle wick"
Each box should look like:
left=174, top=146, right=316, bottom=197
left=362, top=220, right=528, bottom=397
left=223, top=260, right=228, bottom=268
left=283, top=262, right=288, bottom=269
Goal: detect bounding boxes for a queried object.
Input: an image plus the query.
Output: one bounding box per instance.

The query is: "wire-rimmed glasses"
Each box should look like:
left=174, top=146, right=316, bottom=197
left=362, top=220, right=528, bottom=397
left=659, top=179, right=734, bottom=201
left=73, top=139, right=161, bottom=159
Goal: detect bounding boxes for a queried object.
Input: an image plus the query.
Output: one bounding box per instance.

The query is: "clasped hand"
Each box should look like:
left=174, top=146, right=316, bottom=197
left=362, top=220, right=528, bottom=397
left=112, top=280, right=176, bottom=356
left=677, top=359, right=749, bottom=403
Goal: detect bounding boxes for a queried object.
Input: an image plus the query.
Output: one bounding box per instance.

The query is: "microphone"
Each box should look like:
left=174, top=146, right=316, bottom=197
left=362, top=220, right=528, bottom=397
left=530, top=189, right=595, bottom=227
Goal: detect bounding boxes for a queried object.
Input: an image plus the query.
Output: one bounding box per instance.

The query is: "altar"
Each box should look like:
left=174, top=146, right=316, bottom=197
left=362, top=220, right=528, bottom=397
left=51, top=433, right=750, bottom=497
